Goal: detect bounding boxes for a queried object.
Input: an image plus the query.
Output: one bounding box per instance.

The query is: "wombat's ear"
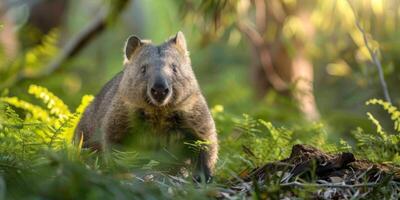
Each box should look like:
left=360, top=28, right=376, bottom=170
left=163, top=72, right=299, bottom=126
left=171, top=31, right=188, bottom=53
left=124, top=35, right=142, bottom=61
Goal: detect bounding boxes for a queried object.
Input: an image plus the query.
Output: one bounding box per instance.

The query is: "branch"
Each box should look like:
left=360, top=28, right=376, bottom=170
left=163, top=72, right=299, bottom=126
left=38, top=0, right=131, bottom=77
left=356, top=22, right=392, bottom=104
left=348, top=1, right=392, bottom=104
left=40, top=10, right=108, bottom=77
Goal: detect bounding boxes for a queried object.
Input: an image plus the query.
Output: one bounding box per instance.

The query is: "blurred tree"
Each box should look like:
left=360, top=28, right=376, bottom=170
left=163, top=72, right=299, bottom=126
left=0, top=0, right=68, bottom=89
left=0, top=5, right=19, bottom=60
left=0, top=1, right=24, bottom=61
left=20, top=0, right=68, bottom=48
left=179, top=0, right=400, bottom=122
left=0, top=0, right=132, bottom=90
left=179, top=0, right=320, bottom=121
left=0, top=0, right=68, bottom=56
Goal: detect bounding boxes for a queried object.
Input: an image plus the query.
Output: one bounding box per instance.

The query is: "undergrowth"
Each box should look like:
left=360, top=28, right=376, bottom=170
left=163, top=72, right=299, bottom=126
left=0, top=85, right=399, bottom=199
left=352, top=99, right=400, bottom=164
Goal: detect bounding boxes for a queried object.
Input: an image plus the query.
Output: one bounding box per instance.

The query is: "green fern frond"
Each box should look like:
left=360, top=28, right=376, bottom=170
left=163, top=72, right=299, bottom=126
left=75, top=95, right=94, bottom=114
left=0, top=102, right=45, bottom=157
left=234, top=114, right=261, bottom=137
left=28, top=84, right=71, bottom=119
left=48, top=114, right=77, bottom=148
left=259, top=120, right=284, bottom=141
left=366, top=99, right=400, bottom=132
left=259, top=119, right=294, bottom=160
left=0, top=97, right=51, bottom=122
left=24, top=29, right=59, bottom=76
left=0, top=102, right=23, bottom=125
left=366, top=112, right=388, bottom=140
left=62, top=94, right=94, bottom=142
left=1, top=85, right=94, bottom=153
left=351, top=101, right=400, bottom=164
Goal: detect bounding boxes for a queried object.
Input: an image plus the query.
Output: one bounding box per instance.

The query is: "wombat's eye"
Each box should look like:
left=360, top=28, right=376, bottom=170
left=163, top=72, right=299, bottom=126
left=172, top=64, right=178, bottom=73
left=140, top=65, right=147, bottom=74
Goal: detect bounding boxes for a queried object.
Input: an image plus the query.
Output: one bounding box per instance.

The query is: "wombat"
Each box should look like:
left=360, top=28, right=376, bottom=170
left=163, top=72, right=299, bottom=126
left=75, top=32, right=218, bottom=182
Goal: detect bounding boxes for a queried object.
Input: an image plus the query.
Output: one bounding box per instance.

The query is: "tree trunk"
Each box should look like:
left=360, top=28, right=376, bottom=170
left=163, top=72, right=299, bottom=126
left=239, top=0, right=320, bottom=121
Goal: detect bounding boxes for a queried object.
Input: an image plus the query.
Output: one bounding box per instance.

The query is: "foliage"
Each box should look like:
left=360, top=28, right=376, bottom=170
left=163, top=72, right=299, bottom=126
left=0, top=85, right=94, bottom=193
left=1, top=85, right=93, bottom=147
left=366, top=99, right=400, bottom=132
left=0, top=30, right=60, bottom=90
left=352, top=99, right=400, bottom=164
left=215, top=111, right=348, bottom=180
left=0, top=85, right=398, bottom=199
left=23, top=30, right=60, bottom=76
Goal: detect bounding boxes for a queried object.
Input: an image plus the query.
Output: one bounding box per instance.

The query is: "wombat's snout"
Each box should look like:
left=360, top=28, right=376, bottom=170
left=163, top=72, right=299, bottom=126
left=149, top=78, right=171, bottom=105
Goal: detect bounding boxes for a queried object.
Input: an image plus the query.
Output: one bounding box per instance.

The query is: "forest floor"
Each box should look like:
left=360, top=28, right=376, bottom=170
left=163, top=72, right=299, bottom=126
left=221, top=144, right=400, bottom=199
left=138, top=144, right=400, bottom=199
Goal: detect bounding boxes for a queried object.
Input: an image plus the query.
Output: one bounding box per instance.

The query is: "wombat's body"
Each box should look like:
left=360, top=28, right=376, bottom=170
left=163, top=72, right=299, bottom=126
left=75, top=32, right=218, bottom=181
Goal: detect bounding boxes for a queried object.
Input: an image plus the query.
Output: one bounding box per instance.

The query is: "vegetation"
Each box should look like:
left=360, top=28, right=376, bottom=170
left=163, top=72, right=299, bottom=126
left=0, top=0, right=399, bottom=199
left=0, top=85, right=398, bottom=199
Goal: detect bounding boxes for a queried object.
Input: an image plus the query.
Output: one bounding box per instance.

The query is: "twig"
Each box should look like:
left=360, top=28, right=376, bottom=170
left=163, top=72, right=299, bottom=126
left=355, top=22, right=392, bottom=104
left=281, top=181, right=378, bottom=188
left=348, top=1, right=392, bottom=104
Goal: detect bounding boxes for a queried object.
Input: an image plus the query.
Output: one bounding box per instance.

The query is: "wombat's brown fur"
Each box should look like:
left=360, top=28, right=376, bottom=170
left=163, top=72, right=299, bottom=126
left=75, top=32, right=218, bottom=182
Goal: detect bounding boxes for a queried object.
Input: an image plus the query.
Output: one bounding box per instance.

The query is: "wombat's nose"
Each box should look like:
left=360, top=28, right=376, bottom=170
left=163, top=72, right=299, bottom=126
left=150, top=83, right=170, bottom=102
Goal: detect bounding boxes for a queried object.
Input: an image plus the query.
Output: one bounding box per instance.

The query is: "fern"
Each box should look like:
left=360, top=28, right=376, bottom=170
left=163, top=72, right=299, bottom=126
left=23, top=29, right=60, bottom=76
left=0, top=96, right=51, bottom=122
left=0, top=103, right=45, bottom=158
left=258, top=119, right=294, bottom=160
left=63, top=95, right=94, bottom=142
left=366, top=99, right=400, bottom=132
left=352, top=99, right=400, bottom=164
left=234, top=114, right=261, bottom=137
left=218, top=113, right=331, bottom=178
left=0, top=85, right=93, bottom=152
left=366, top=112, right=388, bottom=140
left=28, top=84, right=71, bottom=120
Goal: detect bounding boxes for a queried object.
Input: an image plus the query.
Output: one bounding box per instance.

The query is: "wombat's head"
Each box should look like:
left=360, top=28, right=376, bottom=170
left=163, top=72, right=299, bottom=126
left=121, top=31, right=198, bottom=108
